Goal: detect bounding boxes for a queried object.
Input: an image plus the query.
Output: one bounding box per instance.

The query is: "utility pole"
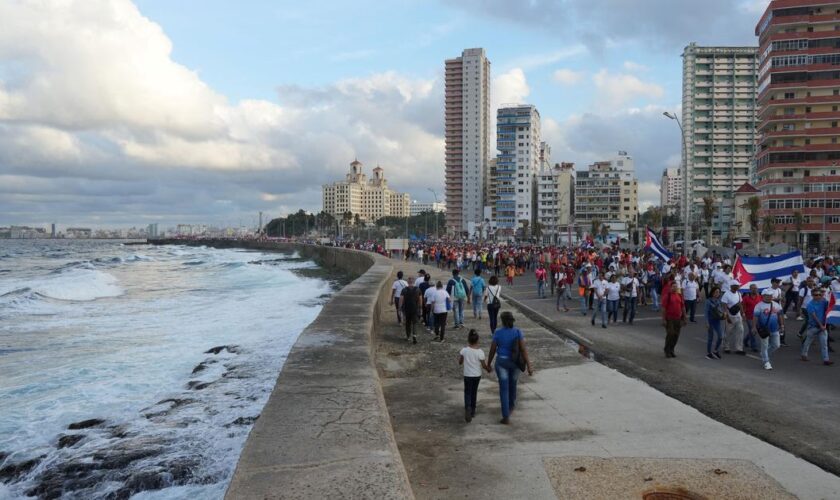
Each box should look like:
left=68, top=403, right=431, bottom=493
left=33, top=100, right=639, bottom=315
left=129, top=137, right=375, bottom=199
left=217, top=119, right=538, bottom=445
left=428, top=188, right=439, bottom=240
left=258, top=211, right=263, bottom=235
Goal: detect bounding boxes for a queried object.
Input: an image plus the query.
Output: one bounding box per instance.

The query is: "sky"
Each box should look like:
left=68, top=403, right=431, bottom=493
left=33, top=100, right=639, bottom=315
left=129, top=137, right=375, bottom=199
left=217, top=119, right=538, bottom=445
left=0, top=0, right=771, bottom=228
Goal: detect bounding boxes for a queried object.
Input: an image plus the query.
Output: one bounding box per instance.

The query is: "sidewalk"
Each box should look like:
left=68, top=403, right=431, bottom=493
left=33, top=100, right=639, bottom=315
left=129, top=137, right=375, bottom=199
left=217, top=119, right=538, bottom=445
left=375, top=263, right=840, bottom=499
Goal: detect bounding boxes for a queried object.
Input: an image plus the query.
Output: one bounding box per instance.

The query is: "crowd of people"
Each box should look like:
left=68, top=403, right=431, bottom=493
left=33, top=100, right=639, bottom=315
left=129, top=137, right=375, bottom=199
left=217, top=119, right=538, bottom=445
left=371, top=239, right=838, bottom=423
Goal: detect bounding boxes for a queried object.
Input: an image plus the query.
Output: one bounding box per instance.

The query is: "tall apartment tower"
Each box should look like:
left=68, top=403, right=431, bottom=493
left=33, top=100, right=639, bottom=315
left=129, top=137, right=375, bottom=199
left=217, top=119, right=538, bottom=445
left=445, top=48, right=491, bottom=236
left=495, top=104, right=541, bottom=236
left=660, top=167, right=684, bottom=214
left=682, top=43, right=759, bottom=239
left=756, top=1, right=840, bottom=249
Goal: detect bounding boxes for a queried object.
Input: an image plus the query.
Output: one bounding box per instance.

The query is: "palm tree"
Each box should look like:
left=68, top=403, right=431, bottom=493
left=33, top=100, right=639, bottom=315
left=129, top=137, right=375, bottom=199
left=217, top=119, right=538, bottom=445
left=793, top=210, right=804, bottom=249
left=762, top=215, right=776, bottom=243
left=702, top=196, right=716, bottom=245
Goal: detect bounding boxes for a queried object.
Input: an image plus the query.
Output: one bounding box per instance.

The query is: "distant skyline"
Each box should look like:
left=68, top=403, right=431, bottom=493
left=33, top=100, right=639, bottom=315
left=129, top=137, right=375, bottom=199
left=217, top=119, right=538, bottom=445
left=0, top=0, right=770, bottom=227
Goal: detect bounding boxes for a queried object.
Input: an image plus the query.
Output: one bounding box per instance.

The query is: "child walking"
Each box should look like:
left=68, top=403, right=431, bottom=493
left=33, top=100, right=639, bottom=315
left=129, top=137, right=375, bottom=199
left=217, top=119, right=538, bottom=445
left=458, top=329, right=490, bottom=423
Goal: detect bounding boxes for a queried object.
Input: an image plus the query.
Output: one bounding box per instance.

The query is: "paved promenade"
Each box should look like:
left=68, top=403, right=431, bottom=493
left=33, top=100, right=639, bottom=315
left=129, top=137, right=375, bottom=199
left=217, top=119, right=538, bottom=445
left=500, top=271, right=840, bottom=477
left=376, top=264, right=840, bottom=499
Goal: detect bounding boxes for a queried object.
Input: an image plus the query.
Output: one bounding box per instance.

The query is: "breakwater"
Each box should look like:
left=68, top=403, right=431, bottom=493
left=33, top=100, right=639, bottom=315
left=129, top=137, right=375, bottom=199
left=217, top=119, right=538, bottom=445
left=150, top=240, right=412, bottom=499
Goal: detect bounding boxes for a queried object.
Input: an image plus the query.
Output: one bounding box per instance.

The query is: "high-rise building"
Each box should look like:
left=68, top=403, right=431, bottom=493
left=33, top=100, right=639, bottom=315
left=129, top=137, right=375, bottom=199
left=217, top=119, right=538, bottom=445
left=147, top=223, right=159, bottom=238
left=537, top=162, right=575, bottom=243
left=575, top=152, right=639, bottom=233
left=682, top=43, right=759, bottom=240
left=495, top=104, right=541, bottom=235
left=50, top=223, right=56, bottom=238
left=445, top=48, right=491, bottom=236
left=321, top=160, right=410, bottom=222
left=756, top=1, right=840, bottom=249
left=660, top=167, right=684, bottom=214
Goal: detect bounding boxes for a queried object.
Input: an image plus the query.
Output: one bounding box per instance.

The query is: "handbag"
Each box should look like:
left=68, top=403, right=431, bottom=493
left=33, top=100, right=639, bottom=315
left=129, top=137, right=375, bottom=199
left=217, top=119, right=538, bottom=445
left=756, top=307, right=772, bottom=339
left=509, top=330, right=527, bottom=372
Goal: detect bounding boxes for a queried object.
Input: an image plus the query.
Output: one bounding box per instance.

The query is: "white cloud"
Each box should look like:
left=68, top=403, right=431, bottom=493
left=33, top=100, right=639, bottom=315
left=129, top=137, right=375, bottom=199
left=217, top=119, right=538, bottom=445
left=0, top=0, right=447, bottom=225
left=622, top=61, right=649, bottom=72
left=493, top=68, right=530, bottom=107
left=638, top=181, right=662, bottom=212
left=552, top=69, right=585, bottom=85
left=502, top=46, right=587, bottom=71
left=739, top=0, right=770, bottom=14
left=591, top=69, right=665, bottom=109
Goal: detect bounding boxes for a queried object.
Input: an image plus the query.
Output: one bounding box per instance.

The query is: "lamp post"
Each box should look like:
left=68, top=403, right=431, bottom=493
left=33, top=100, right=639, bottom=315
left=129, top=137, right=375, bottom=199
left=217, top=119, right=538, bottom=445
left=428, top=188, right=439, bottom=240
left=664, top=111, right=691, bottom=254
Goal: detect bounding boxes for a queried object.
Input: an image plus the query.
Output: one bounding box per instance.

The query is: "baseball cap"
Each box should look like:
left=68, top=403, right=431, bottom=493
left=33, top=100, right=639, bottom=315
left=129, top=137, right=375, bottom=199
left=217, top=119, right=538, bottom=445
left=761, top=288, right=774, bottom=296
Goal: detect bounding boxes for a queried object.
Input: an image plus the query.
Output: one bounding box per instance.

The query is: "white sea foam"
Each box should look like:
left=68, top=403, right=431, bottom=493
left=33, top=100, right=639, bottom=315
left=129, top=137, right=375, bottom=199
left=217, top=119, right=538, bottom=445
left=0, top=242, right=332, bottom=499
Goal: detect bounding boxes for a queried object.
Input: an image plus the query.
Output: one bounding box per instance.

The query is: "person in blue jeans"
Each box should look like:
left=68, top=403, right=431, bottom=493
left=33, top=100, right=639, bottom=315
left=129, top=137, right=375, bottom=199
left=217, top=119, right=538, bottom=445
left=469, top=269, right=486, bottom=319
left=446, top=269, right=468, bottom=329
left=487, top=311, right=533, bottom=425
left=802, top=289, right=835, bottom=366
left=578, top=265, right=592, bottom=316
left=705, top=287, right=725, bottom=360
left=590, top=272, right=607, bottom=329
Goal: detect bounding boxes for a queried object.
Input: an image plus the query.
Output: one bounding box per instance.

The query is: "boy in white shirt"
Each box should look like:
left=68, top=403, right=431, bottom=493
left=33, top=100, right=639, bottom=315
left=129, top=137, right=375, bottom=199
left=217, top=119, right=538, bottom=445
left=459, top=329, right=490, bottom=422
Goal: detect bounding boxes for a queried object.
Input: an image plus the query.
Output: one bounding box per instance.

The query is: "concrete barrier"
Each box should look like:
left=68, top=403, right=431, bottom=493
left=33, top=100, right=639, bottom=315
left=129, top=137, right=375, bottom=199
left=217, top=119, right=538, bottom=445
left=149, top=240, right=413, bottom=499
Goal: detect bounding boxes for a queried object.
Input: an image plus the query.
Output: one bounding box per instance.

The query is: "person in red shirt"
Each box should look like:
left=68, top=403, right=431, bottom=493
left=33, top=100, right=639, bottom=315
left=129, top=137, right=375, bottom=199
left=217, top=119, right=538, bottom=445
left=662, top=281, right=687, bottom=358
left=741, top=284, right=762, bottom=353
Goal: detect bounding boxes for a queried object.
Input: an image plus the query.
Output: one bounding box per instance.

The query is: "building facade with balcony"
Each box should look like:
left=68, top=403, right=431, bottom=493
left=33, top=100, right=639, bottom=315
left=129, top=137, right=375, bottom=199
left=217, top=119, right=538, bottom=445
left=537, top=162, right=575, bottom=243
left=682, top=43, right=759, bottom=240
left=322, top=160, right=410, bottom=223
left=575, top=152, right=638, bottom=234
left=444, top=48, right=491, bottom=236
left=495, top=104, right=541, bottom=235
left=660, top=167, right=684, bottom=214
left=755, top=0, right=840, bottom=250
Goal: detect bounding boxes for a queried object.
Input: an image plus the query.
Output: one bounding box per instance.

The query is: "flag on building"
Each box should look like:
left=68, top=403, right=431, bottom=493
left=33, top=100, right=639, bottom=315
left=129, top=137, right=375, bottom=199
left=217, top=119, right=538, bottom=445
left=645, top=226, right=672, bottom=262
left=732, top=251, right=805, bottom=291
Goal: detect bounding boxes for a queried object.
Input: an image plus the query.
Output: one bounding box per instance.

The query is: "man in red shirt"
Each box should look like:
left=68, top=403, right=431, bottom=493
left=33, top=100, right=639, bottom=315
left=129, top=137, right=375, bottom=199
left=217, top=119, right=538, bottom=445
left=662, top=281, right=687, bottom=358
left=741, top=284, right=762, bottom=353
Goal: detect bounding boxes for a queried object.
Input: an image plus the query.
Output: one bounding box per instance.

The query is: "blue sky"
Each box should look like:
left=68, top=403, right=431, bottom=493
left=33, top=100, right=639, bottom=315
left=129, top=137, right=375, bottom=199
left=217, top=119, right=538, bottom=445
left=0, top=0, right=769, bottom=227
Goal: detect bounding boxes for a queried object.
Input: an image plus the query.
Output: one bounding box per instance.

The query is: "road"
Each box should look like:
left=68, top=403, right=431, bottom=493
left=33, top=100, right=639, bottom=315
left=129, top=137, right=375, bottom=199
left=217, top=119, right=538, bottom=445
left=501, top=271, right=840, bottom=476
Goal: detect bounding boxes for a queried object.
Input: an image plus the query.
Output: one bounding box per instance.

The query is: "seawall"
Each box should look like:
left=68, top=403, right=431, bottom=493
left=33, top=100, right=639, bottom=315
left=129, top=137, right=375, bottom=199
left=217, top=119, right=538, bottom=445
left=149, top=239, right=412, bottom=499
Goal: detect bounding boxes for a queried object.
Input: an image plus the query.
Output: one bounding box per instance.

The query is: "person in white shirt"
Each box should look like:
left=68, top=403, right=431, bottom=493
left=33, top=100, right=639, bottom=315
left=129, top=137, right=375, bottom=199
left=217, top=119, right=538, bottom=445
left=390, top=271, right=408, bottom=325
left=591, top=272, right=608, bottom=328
left=423, top=280, right=437, bottom=332
left=459, top=329, right=490, bottom=423
left=621, top=271, right=640, bottom=324
left=683, top=273, right=700, bottom=323
left=605, top=275, right=621, bottom=323
left=721, top=281, right=746, bottom=355
left=766, top=278, right=786, bottom=344
left=428, top=281, right=451, bottom=342
left=782, top=270, right=802, bottom=318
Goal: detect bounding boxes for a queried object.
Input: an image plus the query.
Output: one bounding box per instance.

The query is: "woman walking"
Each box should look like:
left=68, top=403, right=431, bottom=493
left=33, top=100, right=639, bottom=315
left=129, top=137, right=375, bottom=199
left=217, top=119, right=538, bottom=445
left=485, top=275, right=502, bottom=333
left=605, top=274, right=621, bottom=323
left=705, top=287, right=725, bottom=360
left=487, top=311, right=533, bottom=424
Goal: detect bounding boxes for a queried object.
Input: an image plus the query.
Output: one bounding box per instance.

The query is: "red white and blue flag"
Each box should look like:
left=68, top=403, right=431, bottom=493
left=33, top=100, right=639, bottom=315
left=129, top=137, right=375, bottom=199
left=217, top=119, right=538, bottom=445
left=645, top=226, right=672, bottom=262
left=827, top=292, right=840, bottom=326
left=733, top=251, right=805, bottom=292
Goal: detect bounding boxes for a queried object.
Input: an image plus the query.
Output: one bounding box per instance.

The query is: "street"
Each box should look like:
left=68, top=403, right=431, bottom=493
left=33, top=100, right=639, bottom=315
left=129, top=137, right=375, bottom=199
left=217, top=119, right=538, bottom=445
left=501, top=270, right=840, bottom=476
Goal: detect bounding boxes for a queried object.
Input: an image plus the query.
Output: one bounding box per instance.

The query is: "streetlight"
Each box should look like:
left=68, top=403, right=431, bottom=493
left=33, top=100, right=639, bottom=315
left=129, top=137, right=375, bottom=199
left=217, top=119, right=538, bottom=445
left=663, top=111, right=691, bottom=254
left=427, top=187, right=439, bottom=240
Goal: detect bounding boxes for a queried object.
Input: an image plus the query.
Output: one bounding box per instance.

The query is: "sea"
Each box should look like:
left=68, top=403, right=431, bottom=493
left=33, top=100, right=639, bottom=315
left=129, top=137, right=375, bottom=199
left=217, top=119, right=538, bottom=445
left=0, top=240, right=334, bottom=499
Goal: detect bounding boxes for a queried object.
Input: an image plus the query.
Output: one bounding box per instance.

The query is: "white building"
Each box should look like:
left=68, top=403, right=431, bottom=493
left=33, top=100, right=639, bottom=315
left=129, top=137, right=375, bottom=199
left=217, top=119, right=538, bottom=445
left=681, top=43, right=758, bottom=238
left=575, top=152, right=639, bottom=233
left=495, top=104, right=541, bottom=235
left=660, top=167, right=684, bottom=215
left=537, top=162, right=575, bottom=243
left=410, top=202, right=446, bottom=216
left=445, top=48, right=491, bottom=235
left=322, top=160, right=410, bottom=222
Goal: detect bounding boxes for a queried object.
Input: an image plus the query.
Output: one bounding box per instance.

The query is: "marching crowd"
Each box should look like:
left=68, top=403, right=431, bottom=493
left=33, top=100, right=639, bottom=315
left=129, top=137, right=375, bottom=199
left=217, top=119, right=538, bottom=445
left=346, top=238, right=839, bottom=425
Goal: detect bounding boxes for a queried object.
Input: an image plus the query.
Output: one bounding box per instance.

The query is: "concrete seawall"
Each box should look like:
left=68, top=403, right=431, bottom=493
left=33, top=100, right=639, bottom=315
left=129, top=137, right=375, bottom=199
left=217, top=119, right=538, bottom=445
left=149, top=240, right=412, bottom=499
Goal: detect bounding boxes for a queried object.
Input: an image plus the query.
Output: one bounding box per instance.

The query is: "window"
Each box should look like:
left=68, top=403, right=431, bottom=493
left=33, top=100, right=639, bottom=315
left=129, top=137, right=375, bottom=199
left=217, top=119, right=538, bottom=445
left=784, top=92, right=795, bottom=99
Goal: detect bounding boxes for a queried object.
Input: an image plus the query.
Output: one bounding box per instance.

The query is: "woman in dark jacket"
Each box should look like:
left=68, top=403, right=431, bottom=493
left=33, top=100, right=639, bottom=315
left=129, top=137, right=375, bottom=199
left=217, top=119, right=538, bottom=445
left=487, top=311, right=533, bottom=424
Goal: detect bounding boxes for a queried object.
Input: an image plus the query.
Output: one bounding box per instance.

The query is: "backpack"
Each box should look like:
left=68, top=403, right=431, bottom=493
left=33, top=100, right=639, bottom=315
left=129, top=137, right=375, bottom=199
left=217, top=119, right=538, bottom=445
left=453, top=278, right=467, bottom=300
left=471, top=277, right=485, bottom=296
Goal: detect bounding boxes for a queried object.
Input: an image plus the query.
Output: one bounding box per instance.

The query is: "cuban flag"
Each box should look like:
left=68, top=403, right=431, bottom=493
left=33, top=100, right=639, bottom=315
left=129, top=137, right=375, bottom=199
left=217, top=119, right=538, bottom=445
left=732, top=251, right=805, bottom=291
left=645, top=226, right=672, bottom=262
left=827, top=292, right=840, bottom=326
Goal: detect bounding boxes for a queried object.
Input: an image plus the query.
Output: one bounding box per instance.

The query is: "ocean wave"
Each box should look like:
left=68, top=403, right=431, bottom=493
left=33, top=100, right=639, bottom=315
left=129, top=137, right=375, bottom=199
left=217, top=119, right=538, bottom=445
left=2, top=269, right=124, bottom=303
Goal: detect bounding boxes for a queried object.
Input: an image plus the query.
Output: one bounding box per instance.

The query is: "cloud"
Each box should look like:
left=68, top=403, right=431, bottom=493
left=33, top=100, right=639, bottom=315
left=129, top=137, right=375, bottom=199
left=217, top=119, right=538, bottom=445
left=440, top=0, right=763, bottom=49
left=591, top=69, right=664, bottom=108
left=552, top=69, right=585, bottom=85
left=622, top=61, right=648, bottom=72
left=0, top=0, right=446, bottom=226
left=637, top=181, right=662, bottom=212
left=493, top=68, right=530, bottom=107
left=502, top=46, right=587, bottom=71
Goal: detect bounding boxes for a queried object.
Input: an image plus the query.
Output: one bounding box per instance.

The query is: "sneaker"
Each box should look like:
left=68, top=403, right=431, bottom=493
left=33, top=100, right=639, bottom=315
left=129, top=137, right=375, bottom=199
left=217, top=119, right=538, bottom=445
left=825, top=360, right=835, bottom=366
left=591, top=319, right=595, bottom=326
left=602, top=324, right=607, bottom=329
left=499, top=417, right=510, bottom=425
left=465, top=409, right=472, bottom=423
left=713, top=352, right=721, bottom=359
left=412, top=336, right=417, bottom=345
left=763, top=362, right=773, bottom=370
left=796, top=316, right=804, bottom=321
left=706, top=353, right=716, bottom=360
left=438, top=338, right=445, bottom=343
left=801, top=355, right=808, bottom=362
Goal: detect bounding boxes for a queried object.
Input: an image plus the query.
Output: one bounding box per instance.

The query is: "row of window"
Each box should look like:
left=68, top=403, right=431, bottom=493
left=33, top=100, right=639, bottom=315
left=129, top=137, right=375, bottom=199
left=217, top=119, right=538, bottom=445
left=766, top=199, right=840, bottom=209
